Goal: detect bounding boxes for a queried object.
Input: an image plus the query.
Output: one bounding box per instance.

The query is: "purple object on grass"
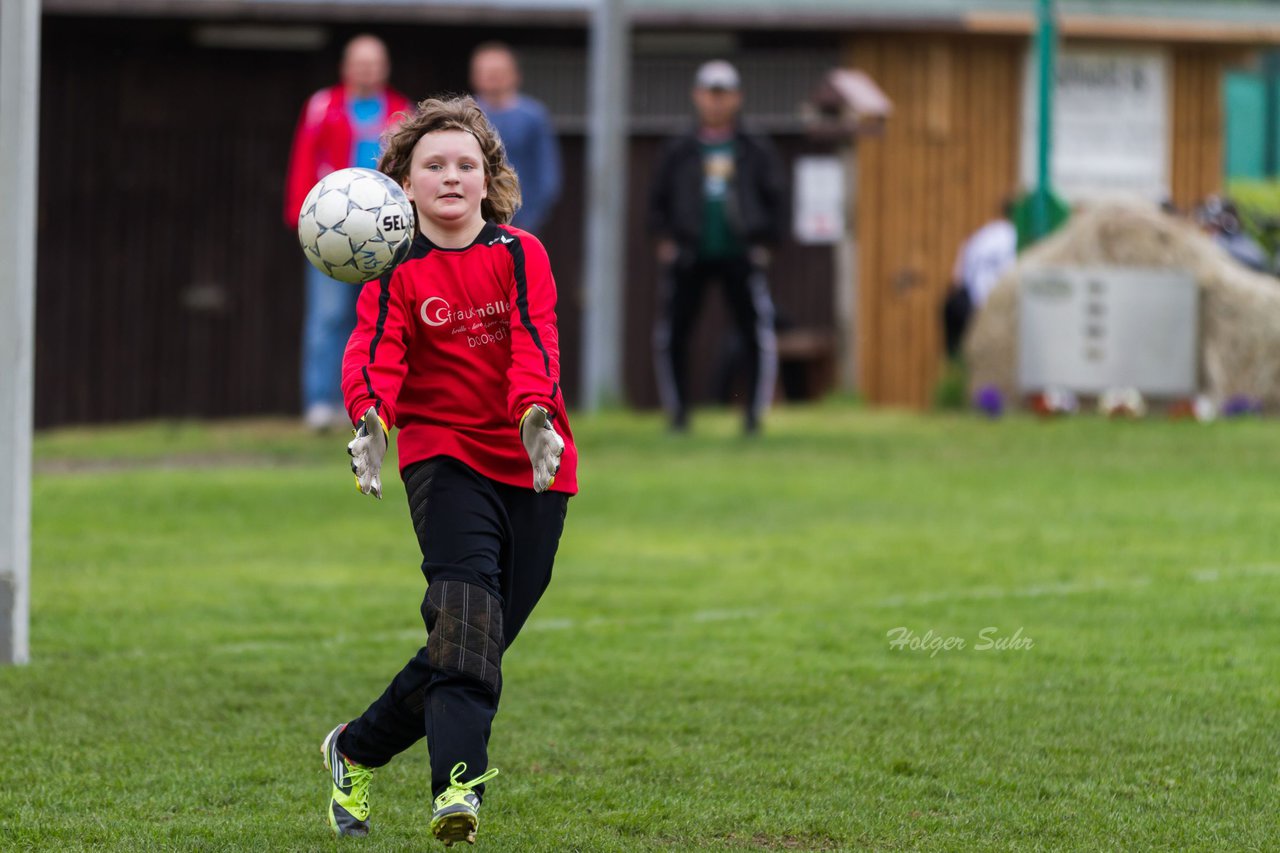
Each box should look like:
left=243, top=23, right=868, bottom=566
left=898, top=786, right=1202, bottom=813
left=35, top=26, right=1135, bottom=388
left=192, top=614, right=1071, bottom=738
left=974, top=385, right=1004, bottom=418
left=1221, top=395, right=1262, bottom=417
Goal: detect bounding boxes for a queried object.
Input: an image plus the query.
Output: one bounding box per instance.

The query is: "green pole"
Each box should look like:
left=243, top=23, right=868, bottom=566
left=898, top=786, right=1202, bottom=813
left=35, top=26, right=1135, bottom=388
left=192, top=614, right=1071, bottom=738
left=1264, top=49, right=1279, bottom=179
left=1034, top=0, right=1056, bottom=239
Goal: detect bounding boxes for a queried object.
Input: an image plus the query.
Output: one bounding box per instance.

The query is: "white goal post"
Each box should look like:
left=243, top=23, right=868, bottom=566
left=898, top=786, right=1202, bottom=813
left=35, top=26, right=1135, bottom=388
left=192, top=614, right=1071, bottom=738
left=0, top=0, right=40, bottom=665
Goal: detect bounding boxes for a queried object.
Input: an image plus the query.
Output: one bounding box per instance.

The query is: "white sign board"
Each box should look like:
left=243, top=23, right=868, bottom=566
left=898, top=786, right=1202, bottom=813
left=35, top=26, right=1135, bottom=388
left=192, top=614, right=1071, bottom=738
left=1021, top=46, right=1170, bottom=202
left=793, top=155, right=845, bottom=245
left=1018, top=267, right=1198, bottom=396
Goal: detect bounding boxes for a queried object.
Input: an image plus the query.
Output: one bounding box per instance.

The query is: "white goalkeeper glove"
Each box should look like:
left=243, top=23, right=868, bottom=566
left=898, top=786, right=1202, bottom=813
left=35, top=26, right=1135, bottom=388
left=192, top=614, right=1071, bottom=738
left=347, top=406, right=389, bottom=500
left=519, top=405, right=564, bottom=493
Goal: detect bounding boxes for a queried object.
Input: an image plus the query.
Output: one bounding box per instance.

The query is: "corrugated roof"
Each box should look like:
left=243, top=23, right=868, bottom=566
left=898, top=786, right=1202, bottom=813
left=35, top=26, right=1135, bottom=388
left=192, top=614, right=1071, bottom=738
left=43, top=0, right=591, bottom=26
left=633, top=0, right=1280, bottom=16
left=627, top=0, right=1280, bottom=31
left=41, top=0, right=1280, bottom=41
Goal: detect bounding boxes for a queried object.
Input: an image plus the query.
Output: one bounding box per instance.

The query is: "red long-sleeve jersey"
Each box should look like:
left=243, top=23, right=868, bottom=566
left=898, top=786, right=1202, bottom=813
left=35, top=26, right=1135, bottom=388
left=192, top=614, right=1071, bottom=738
left=342, top=222, right=578, bottom=494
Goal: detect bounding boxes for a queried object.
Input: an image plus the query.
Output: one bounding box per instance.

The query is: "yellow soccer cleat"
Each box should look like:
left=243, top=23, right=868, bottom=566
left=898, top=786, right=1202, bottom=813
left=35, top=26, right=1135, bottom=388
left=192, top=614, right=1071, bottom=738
left=430, top=762, right=499, bottom=846
left=321, top=724, right=374, bottom=837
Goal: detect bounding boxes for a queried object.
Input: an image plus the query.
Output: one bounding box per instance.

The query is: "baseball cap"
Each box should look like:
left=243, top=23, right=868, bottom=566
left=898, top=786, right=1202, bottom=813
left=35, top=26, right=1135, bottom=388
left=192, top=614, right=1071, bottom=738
left=694, top=60, right=740, bottom=91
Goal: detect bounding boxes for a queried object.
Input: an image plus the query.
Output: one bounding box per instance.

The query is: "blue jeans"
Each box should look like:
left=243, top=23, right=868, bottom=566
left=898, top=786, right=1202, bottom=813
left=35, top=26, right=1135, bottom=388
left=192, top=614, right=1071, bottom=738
left=301, top=263, right=359, bottom=411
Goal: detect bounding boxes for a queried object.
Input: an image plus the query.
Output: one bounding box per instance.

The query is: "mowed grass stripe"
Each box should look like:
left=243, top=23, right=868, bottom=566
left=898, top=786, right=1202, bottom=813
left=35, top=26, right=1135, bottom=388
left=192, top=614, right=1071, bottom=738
left=3, top=405, right=1277, bottom=851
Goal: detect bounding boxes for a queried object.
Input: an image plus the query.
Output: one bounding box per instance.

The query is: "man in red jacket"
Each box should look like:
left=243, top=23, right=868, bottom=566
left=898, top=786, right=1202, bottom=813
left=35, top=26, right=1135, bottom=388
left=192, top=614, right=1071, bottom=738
left=285, top=34, right=413, bottom=431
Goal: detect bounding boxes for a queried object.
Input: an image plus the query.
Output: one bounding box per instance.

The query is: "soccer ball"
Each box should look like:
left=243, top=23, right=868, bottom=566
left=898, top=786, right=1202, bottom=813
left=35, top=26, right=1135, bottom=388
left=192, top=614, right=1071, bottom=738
left=297, top=168, right=415, bottom=284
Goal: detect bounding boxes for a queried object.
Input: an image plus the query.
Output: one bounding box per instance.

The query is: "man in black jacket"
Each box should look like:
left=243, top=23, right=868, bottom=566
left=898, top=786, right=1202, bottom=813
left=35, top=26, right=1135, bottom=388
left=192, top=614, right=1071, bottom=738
left=649, top=59, right=785, bottom=434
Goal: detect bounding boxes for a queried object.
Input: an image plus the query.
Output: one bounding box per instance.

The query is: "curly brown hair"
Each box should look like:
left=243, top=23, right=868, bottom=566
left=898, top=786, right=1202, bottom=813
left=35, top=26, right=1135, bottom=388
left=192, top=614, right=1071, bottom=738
left=378, top=96, right=521, bottom=224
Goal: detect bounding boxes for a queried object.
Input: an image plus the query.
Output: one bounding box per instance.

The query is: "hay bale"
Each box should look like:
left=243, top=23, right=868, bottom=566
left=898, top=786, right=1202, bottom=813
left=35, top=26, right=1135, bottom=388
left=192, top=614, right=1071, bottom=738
left=965, top=200, right=1280, bottom=407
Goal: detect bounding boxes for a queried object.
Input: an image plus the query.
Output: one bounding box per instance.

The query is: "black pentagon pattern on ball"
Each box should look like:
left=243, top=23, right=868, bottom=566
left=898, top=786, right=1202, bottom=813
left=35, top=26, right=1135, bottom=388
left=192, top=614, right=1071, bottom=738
left=298, top=168, right=415, bottom=284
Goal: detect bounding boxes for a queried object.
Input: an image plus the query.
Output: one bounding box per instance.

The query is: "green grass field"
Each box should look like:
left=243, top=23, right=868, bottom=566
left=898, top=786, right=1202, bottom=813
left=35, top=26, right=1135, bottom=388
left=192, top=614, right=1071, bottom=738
left=3, top=403, right=1277, bottom=851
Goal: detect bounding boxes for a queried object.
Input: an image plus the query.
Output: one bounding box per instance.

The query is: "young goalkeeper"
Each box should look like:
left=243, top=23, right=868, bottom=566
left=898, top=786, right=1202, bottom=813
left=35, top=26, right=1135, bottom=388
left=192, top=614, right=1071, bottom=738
left=320, top=96, right=577, bottom=847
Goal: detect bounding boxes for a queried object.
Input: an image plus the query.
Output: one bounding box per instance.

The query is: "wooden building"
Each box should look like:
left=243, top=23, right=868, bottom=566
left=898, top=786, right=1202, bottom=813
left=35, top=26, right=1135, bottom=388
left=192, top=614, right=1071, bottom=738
left=843, top=20, right=1267, bottom=407
left=32, top=0, right=1280, bottom=424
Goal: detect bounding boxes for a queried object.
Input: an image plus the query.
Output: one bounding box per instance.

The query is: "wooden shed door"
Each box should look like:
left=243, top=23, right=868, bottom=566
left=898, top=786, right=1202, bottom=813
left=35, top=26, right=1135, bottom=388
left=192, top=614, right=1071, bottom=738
left=847, top=35, right=1023, bottom=407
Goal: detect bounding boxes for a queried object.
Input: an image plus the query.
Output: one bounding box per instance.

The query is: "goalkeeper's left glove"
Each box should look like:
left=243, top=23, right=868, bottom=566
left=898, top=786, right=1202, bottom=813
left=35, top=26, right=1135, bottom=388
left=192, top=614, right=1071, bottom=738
left=519, top=405, right=564, bottom=493
left=347, top=406, right=389, bottom=500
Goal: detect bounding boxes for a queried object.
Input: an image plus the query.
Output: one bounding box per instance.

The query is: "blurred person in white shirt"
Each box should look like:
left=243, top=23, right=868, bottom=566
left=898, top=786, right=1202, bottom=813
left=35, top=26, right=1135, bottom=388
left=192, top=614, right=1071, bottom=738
left=943, top=199, right=1017, bottom=358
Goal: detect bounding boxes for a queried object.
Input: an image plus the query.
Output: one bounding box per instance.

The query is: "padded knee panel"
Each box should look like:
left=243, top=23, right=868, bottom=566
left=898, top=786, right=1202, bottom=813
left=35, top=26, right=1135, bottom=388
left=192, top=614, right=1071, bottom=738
left=424, top=580, right=504, bottom=693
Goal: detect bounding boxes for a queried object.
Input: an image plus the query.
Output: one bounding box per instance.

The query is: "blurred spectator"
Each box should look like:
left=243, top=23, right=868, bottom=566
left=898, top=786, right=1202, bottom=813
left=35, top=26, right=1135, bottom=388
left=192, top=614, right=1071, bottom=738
left=943, top=199, right=1018, bottom=359
left=470, top=42, right=561, bottom=233
left=285, top=35, right=412, bottom=431
left=1195, top=195, right=1270, bottom=274
left=649, top=59, right=785, bottom=434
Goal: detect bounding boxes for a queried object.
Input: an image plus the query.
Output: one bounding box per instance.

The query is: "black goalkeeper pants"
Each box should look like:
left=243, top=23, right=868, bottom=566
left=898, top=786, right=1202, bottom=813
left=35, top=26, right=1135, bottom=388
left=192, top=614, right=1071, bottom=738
left=337, top=456, right=569, bottom=799
left=653, top=255, right=778, bottom=429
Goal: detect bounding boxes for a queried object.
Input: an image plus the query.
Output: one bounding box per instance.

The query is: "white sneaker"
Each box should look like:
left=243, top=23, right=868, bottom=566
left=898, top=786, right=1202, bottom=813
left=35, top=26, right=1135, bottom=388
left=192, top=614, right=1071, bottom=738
left=305, top=403, right=339, bottom=432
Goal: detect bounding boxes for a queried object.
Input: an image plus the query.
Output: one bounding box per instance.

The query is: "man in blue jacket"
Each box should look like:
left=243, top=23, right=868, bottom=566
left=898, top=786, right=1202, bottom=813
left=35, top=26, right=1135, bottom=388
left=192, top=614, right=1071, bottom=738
left=471, top=42, right=562, bottom=234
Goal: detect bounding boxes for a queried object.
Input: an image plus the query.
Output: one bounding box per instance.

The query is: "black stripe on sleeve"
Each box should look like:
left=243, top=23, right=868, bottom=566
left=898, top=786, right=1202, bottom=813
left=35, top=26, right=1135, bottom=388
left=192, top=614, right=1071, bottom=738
left=368, top=275, right=392, bottom=363
left=361, top=269, right=397, bottom=411
left=361, top=367, right=379, bottom=414
left=502, top=233, right=559, bottom=403
left=358, top=243, right=432, bottom=416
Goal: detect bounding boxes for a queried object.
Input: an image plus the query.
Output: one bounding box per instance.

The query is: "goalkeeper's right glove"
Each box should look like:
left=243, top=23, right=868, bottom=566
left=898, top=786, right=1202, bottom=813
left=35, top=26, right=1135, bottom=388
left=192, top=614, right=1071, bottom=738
left=519, top=405, right=564, bottom=494
left=347, top=406, right=388, bottom=500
